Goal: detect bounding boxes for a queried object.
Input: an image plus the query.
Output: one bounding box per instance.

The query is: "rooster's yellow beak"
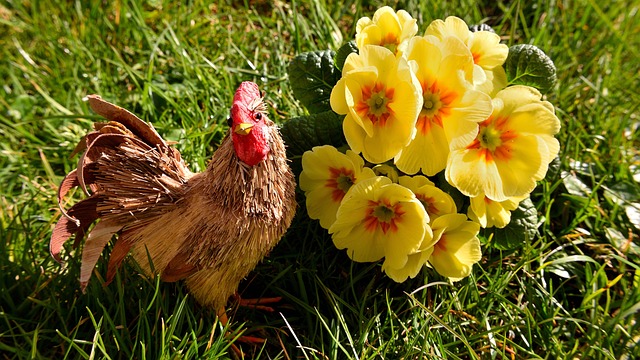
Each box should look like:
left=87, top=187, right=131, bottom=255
left=234, top=123, right=253, bottom=135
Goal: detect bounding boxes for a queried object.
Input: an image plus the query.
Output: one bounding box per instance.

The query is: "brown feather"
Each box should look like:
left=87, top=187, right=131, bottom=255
left=50, top=197, right=100, bottom=261
left=162, top=252, right=198, bottom=282
left=86, top=95, right=167, bottom=149
left=56, top=169, right=80, bottom=224
left=79, top=220, right=120, bottom=291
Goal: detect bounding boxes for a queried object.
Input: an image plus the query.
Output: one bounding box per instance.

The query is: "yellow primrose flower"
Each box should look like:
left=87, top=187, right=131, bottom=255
left=394, top=35, right=493, bottom=176
left=355, top=6, right=418, bottom=56
left=428, top=213, right=481, bottom=281
left=398, top=176, right=457, bottom=221
left=425, top=16, right=508, bottom=96
left=300, top=145, right=376, bottom=229
left=331, top=45, right=422, bottom=164
left=468, top=194, right=528, bottom=228
left=446, top=85, right=561, bottom=201
left=329, top=176, right=428, bottom=269
left=381, top=175, right=442, bottom=282
left=425, top=16, right=509, bottom=69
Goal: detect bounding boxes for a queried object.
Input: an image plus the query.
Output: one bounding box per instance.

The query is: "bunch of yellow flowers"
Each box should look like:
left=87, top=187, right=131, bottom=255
left=297, top=7, right=560, bottom=283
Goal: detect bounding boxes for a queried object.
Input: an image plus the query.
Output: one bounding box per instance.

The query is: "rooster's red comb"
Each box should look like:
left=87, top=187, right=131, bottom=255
left=233, top=81, right=260, bottom=107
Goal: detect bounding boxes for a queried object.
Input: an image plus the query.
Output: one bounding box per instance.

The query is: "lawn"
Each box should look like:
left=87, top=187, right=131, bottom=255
left=1, top=0, right=640, bottom=359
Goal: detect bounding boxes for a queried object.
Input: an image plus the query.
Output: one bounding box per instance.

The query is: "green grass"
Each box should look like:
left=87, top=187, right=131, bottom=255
left=1, top=0, right=640, bottom=358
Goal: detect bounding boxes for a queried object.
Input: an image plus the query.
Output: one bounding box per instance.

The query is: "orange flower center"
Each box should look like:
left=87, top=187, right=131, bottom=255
left=433, top=235, right=447, bottom=255
left=466, top=116, right=518, bottom=163
left=355, top=82, right=395, bottom=126
left=472, top=51, right=481, bottom=65
left=416, top=81, right=456, bottom=135
left=416, top=194, right=440, bottom=218
left=380, top=32, right=399, bottom=53
left=326, top=167, right=355, bottom=202
left=364, top=199, right=405, bottom=234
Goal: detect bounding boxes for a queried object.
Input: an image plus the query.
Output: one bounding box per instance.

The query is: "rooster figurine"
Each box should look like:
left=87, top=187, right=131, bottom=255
left=50, top=82, right=297, bottom=312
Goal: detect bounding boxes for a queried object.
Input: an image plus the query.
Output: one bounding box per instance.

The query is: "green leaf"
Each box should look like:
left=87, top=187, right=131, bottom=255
left=504, top=44, right=557, bottom=94
left=287, top=50, right=340, bottom=114
left=603, top=181, right=640, bottom=204
left=280, top=110, right=346, bottom=157
left=469, top=24, right=496, bottom=33
left=483, top=197, right=539, bottom=250
left=561, top=171, right=592, bottom=197
left=547, top=156, right=561, bottom=180
left=334, top=41, right=358, bottom=72
left=626, top=203, right=640, bottom=231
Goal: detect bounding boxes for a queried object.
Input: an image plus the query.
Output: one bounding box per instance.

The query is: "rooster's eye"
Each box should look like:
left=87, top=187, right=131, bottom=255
left=255, top=112, right=262, bottom=121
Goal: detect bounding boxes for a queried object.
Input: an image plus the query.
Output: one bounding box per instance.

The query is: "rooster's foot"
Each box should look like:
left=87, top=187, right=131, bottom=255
left=218, top=308, right=270, bottom=358
left=233, top=293, right=282, bottom=313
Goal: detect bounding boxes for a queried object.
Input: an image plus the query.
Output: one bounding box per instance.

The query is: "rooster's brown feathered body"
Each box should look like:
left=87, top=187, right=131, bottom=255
left=51, top=82, right=297, bottom=309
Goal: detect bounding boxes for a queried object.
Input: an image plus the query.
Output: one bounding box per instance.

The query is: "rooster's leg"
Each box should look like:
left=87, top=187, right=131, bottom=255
left=217, top=309, right=246, bottom=359
left=216, top=292, right=284, bottom=357
left=217, top=307, right=268, bottom=359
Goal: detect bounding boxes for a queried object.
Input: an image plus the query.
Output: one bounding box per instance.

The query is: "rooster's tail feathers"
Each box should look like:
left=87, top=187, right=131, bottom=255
left=50, top=95, right=191, bottom=288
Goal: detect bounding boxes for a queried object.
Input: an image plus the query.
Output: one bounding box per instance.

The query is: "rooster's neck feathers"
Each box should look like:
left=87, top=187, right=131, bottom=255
left=204, top=123, right=291, bottom=221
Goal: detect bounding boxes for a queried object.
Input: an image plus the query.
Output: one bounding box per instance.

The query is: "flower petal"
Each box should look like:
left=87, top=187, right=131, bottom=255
left=468, top=31, right=508, bottom=69
left=429, top=214, right=481, bottom=280
left=395, top=124, right=449, bottom=175
left=382, top=245, right=433, bottom=282
left=468, top=194, right=527, bottom=228
left=425, top=16, right=470, bottom=43
left=447, top=146, right=505, bottom=199
left=494, top=135, right=543, bottom=198
left=330, top=78, right=350, bottom=115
